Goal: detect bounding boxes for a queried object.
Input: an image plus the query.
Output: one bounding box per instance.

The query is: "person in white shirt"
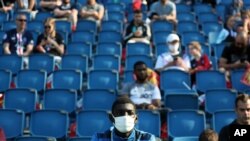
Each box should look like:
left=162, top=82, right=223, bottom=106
left=154, top=33, right=190, bottom=72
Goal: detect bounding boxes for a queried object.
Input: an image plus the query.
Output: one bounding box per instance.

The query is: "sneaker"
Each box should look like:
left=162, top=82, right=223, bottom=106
left=71, top=25, right=76, bottom=32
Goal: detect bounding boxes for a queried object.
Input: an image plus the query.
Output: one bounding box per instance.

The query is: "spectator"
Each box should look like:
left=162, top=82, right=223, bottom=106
left=154, top=33, right=190, bottom=72
left=199, top=129, right=218, bottom=141
left=121, top=61, right=161, bottom=110
left=149, top=0, right=177, bottom=25
left=53, top=0, right=78, bottom=31
left=16, top=0, right=37, bottom=20
left=91, top=96, right=157, bottom=141
left=124, top=10, right=151, bottom=44
left=2, top=13, right=34, bottom=57
left=227, top=0, right=244, bottom=21
left=223, top=16, right=237, bottom=44
left=241, top=9, right=250, bottom=35
left=79, top=0, right=104, bottom=27
left=219, top=94, right=250, bottom=141
left=219, top=32, right=250, bottom=82
left=0, top=0, right=15, bottom=18
left=188, top=41, right=212, bottom=84
left=39, top=0, right=62, bottom=12
left=35, top=17, right=65, bottom=64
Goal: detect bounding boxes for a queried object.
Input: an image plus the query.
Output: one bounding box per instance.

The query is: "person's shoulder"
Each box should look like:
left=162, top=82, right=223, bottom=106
left=6, top=29, right=16, bottom=34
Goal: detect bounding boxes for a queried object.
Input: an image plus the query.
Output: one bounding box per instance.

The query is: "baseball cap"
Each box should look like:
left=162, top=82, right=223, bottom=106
left=166, top=33, right=180, bottom=43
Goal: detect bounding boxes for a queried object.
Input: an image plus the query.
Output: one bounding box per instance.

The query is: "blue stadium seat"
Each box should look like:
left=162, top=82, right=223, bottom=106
left=16, top=70, right=47, bottom=92
left=0, top=69, right=12, bottom=92
left=193, top=4, right=213, bottom=15
left=176, top=3, right=191, bottom=13
left=196, top=70, right=227, bottom=93
left=52, top=70, right=82, bottom=91
left=105, top=3, right=125, bottom=12
left=88, top=70, right=118, bottom=90
left=71, top=31, right=96, bottom=45
left=168, top=110, right=206, bottom=139
left=55, top=20, right=72, bottom=34
left=83, top=89, right=116, bottom=110
left=123, top=70, right=134, bottom=84
left=173, top=136, right=199, bottom=141
left=77, top=0, right=87, bottom=5
left=231, top=69, right=250, bottom=92
left=220, top=0, right=233, bottom=6
left=212, top=43, right=225, bottom=59
left=68, top=137, right=91, bottom=141
left=181, top=31, right=206, bottom=46
left=205, top=89, right=237, bottom=114
left=66, top=42, right=92, bottom=57
left=125, top=55, right=154, bottom=71
left=4, top=88, right=37, bottom=114
left=212, top=110, right=236, bottom=133
left=160, top=69, right=191, bottom=91
left=2, top=21, right=16, bottom=31
left=0, top=109, right=25, bottom=139
left=92, top=55, right=120, bottom=71
left=216, top=4, right=226, bottom=22
left=0, top=11, right=8, bottom=23
left=30, top=110, right=69, bottom=139
left=61, top=54, right=88, bottom=74
left=155, top=43, right=168, bottom=57
left=15, top=136, right=57, bottom=141
left=34, top=12, right=53, bottom=22
left=153, top=31, right=171, bottom=46
left=76, top=20, right=97, bottom=33
left=30, top=31, right=39, bottom=46
left=96, top=42, right=122, bottom=56
left=0, top=55, right=23, bottom=74
left=0, top=31, right=5, bottom=44
left=137, top=110, right=161, bottom=137
left=28, top=54, right=55, bottom=74
left=27, top=21, right=44, bottom=34
left=151, top=20, right=174, bottom=34
left=210, top=56, right=218, bottom=70
left=197, top=13, right=218, bottom=24
left=76, top=110, right=112, bottom=137
left=177, top=12, right=196, bottom=22
left=107, top=11, right=125, bottom=21
left=101, top=20, right=123, bottom=33
left=177, top=21, right=199, bottom=35
left=164, top=94, right=199, bottom=110
left=57, top=30, right=69, bottom=45
left=201, top=22, right=223, bottom=36
left=43, top=89, right=77, bottom=113
left=126, top=42, right=152, bottom=56
left=98, top=31, right=122, bottom=43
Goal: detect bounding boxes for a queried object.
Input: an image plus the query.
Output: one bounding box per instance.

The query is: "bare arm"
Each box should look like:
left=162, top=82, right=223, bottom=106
left=28, top=0, right=35, bottom=10
left=3, top=43, right=11, bottom=54
left=22, top=44, right=33, bottom=56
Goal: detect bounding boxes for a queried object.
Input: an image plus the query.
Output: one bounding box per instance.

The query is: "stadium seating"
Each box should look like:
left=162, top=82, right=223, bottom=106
left=126, top=42, right=152, bottom=56
left=172, top=136, right=199, bottom=141
left=96, top=42, right=122, bottom=56
left=101, top=20, right=123, bottom=33
left=28, top=54, right=55, bottom=74
left=76, top=20, right=97, bottom=33
left=231, top=69, right=250, bottom=92
left=0, top=55, right=23, bottom=75
left=0, top=69, right=12, bottom=92
left=212, top=110, right=236, bottom=133
left=164, top=94, right=199, bottom=110
left=92, top=55, right=120, bottom=71
left=15, top=136, right=57, bottom=141
left=66, top=42, right=92, bottom=57
left=61, top=54, right=88, bottom=74
left=151, top=20, right=174, bottom=34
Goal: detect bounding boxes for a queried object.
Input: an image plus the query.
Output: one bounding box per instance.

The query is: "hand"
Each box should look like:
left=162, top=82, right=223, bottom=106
left=134, top=30, right=142, bottom=37
left=147, top=104, right=157, bottom=110
left=2, top=7, right=9, bottom=12
left=56, top=0, right=62, bottom=6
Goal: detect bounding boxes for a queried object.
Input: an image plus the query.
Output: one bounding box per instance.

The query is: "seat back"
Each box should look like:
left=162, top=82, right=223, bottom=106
left=164, top=94, right=199, bottom=110
left=0, top=69, right=12, bottom=92
left=92, top=55, right=120, bottom=71
left=0, top=55, right=23, bottom=74
left=28, top=54, right=55, bottom=74
left=61, top=55, right=88, bottom=74
left=212, top=110, right=236, bottom=133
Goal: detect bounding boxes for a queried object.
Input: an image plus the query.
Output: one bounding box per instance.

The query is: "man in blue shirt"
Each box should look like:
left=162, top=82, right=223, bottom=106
left=91, top=96, right=156, bottom=141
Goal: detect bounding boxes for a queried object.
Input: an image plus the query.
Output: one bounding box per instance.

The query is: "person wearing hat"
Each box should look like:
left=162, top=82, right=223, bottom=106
left=154, top=33, right=190, bottom=72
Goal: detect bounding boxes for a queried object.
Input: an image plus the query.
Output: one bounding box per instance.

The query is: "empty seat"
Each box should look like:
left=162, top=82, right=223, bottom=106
left=0, top=55, right=23, bottom=74
left=34, top=12, right=53, bottom=22
left=177, top=12, right=196, bottom=22
left=155, top=43, right=168, bottom=57
left=66, top=42, right=92, bottom=57
left=71, top=31, right=96, bottom=45
left=177, top=21, right=199, bottom=35
left=27, top=21, right=44, bottom=34
left=55, top=20, right=71, bottom=34
left=151, top=20, right=174, bottom=34
left=197, top=13, right=218, bottom=24
left=92, top=55, right=120, bottom=71
left=68, top=137, right=91, bottom=141
left=98, top=31, right=122, bottom=43
left=231, top=69, right=250, bottom=92
left=96, top=42, right=122, bottom=56
left=181, top=32, right=206, bottom=46
left=176, top=3, right=191, bottom=13
left=15, top=136, right=57, bottom=141
left=201, top=22, right=223, bottom=36
left=153, top=31, right=171, bottom=46
left=172, top=136, right=199, bottom=141
left=101, top=20, right=123, bottom=33
left=76, top=20, right=97, bottom=33
left=126, top=42, right=152, bottom=56
left=164, top=94, right=199, bottom=110
left=61, top=54, right=88, bottom=74
left=0, top=69, right=12, bottom=92
left=107, top=11, right=125, bottom=21
left=212, top=110, right=236, bottom=133
left=193, top=4, right=213, bottom=15
left=28, top=54, right=55, bottom=74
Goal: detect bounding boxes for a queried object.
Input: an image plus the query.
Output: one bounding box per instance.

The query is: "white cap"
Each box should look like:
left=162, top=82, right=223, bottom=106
left=166, top=33, right=180, bottom=43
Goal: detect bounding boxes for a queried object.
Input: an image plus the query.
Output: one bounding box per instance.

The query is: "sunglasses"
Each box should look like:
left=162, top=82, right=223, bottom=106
left=17, top=19, right=27, bottom=22
left=44, top=26, right=51, bottom=29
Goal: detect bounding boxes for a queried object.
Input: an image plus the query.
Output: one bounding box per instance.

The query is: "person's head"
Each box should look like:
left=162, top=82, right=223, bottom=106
left=166, top=33, right=180, bottom=55
left=44, top=18, right=56, bottom=37
left=15, top=14, right=27, bottom=31
left=234, top=0, right=243, bottom=8
left=199, top=129, right=218, bottom=141
left=160, top=0, right=168, bottom=4
left=63, top=0, right=70, bottom=4
left=87, top=0, right=96, bottom=5
left=241, top=9, right=250, bottom=21
left=110, top=96, right=137, bottom=135
left=133, top=10, right=143, bottom=25
left=234, top=32, right=248, bottom=48
left=133, top=61, right=148, bottom=83
left=188, top=41, right=202, bottom=58
left=235, top=94, right=250, bottom=125
left=226, top=16, right=236, bottom=28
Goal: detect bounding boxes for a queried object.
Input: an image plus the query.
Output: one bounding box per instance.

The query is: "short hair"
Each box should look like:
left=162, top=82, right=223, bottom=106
left=199, top=129, right=218, bottom=141
left=16, top=13, right=27, bottom=20
left=235, top=94, right=250, bottom=108
left=111, top=96, right=136, bottom=114
left=133, top=61, right=146, bottom=70
left=134, top=10, right=142, bottom=14
left=189, top=41, right=201, bottom=52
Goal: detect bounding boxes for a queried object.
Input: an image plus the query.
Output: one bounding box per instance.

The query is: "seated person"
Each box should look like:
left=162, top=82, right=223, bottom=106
left=39, top=0, right=62, bottom=12
left=16, top=0, right=37, bottom=20
left=121, top=61, right=161, bottom=110
left=0, top=0, right=15, bottom=17
left=124, top=10, right=151, bottom=44
left=53, top=0, right=78, bottom=31
left=154, top=33, right=190, bottom=72
left=79, top=0, right=104, bottom=27
left=35, top=17, right=65, bottom=63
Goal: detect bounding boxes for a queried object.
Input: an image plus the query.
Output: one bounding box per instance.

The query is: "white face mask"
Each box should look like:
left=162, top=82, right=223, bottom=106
left=168, top=43, right=179, bottom=54
left=113, top=115, right=135, bottom=133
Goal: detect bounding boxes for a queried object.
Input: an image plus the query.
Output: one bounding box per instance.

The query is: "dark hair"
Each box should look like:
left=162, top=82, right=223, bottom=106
left=111, top=96, right=136, bottom=114
left=235, top=94, right=250, bottom=108
left=199, top=129, right=218, bottom=141
left=133, top=61, right=146, bottom=70
left=134, top=9, right=142, bottom=14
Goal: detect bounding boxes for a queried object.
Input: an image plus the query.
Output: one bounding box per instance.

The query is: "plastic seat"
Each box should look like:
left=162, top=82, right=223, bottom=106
left=52, top=70, right=82, bottom=91
left=92, top=55, right=120, bottom=71
left=220, top=0, right=233, bottom=6
left=88, top=70, right=118, bottom=90
left=202, top=22, right=223, bottom=36
left=212, top=110, right=236, bottom=133
left=153, top=31, right=171, bottom=46
left=34, top=12, right=53, bottom=22
left=210, top=56, right=218, bottom=70
left=30, top=31, right=39, bottom=46
left=30, top=110, right=69, bottom=139
left=16, top=70, right=47, bottom=92
left=2, top=21, right=16, bottom=31
left=151, top=20, right=174, bottom=34
left=76, top=110, right=112, bottom=137
left=168, top=110, right=206, bottom=139
left=172, top=136, right=199, bottom=141
left=98, top=31, right=122, bottom=43
left=231, top=69, right=250, bottom=92
left=205, top=89, right=237, bottom=114
left=176, top=3, right=191, bottom=13
left=177, top=21, right=199, bottom=35
left=43, top=89, right=77, bottom=113
left=101, top=20, right=123, bottom=33
left=155, top=43, right=168, bottom=57
left=0, top=109, right=25, bottom=139
left=0, top=55, right=23, bottom=74
left=77, top=0, right=87, bottom=5
left=193, top=4, right=213, bottom=15
left=105, top=3, right=125, bottom=12
left=28, top=54, right=55, bottom=74
left=71, top=31, right=95, bottom=45
left=107, top=11, right=125, bottom=21
left=164, top=94, right=199, bottom=110
left=125, top=55, right=154, bottom=71
left=0, top=31, right=5, bottom=44
left=61, top=54, right=88, bottom=74
left=83, top=89, right=116, bottom=110
left=76, top=20, right=97, bottom=33
left=123, top=70, right=134, bottom=84
left=66, top=42, right=92, bottom=57
left=57, top=30, right=69, bottom=45
left=212, top=43, right=225, bottom=58
left=4, top=88, right=37, bottom=113
left=160, top=69, right=191, bottom=91
left=197, top=13, right=218, bottom=24
left=181, top=32, right=206, bottom=46
left=96, top=42, right=122, bottom=56
left=196, top=70, right=227, bottom=93
left=137, top=110, right=161, bottom=137
left=177, top=12, right=196, bottom=22
left=68, top=137, right=91, bottom=141
left=0, top=11, right=8, bottom=23
left=55, top=20, right=71, bottom=34
left=126, top=42, right=152, bottom=56
left=27, top=21, right=44, bottom=34
left=0, top=69, right=12, bottom=92
left=216, top=4, right=226, bottom=22
left=15, top=136, right=57, bottom=141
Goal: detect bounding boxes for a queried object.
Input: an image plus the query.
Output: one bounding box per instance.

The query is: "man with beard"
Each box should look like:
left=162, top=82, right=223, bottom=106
left=121, top=61, right=161, bottom=110
left=219, top=94, right=250, bottom=141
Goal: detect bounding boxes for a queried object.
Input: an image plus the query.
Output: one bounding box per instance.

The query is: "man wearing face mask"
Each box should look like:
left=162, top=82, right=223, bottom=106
left=91, top=96, right=156, bottom=141
left=154, top=33, right=190, bottom=72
